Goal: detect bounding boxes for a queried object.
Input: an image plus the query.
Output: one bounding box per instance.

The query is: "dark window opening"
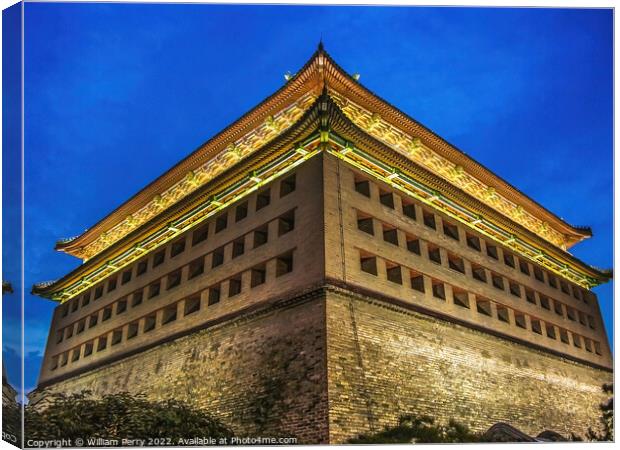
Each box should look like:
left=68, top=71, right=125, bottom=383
left=519, top=259, right=530, bottom=275
left=235, top=202, right=248, bottom=222
left=525, top=289, right=536, bottom=304
left=184, top=296, right=201, bottom=316
left=148, top=281, right=161, bottom=299
left=579, top=312, right=587, bottom=326
left=515, top=313, right=526, bottom=329
left=504, top=252, right=515, bottom=268
left=472, top=265, right=487, bottom=283
left=402, top=200, right=416, bottom=220
left=76, top=320, right=85, bottom=334
left=102, top=307, right=112, bottom=322
left=545, top=324, right=556, bottom=340
left=383, top=226, right=399, bottom=246
left=256, top=189, right=271, bottom=210
left=410, top=272, right=425, bottom=293
left=251, top=265, right=267, bottom=287
left=448, top=254, right=465, bottom=274
left=65, top=325, right=74, bottom=339
left=97, top=337, right=108, bottom=351
left=60, top=353, right=68, bottom=366
left=107, top=278, right=117, bottom=293
left=492, top=274, right=504, bottom=290
left=171, top=239, right=186, bottom=257
left=584, top=339, right=593, bottom=353
left=228, top=277, right=242, bottom=297
left=379, top=190, right=395, bottom=209
left=406, top=235, right=421, bottom=255
left=89, top=314, right=98, bottom=328
left=94, top=286, right=104, bottom=299
left=560, top=329, right=569, bottom=344
left=476, top=299, right=492, bottom=317
left=121, top=270, right=132, bottom=285
left=132, top=290, right=143, bottom=307
left=162, top=305, right=177, bottom=325
left=253, top=225, right=269, bottom=248
left=84, top=342, right=94, bottom=357
left=208, top=286, right=221, bottom=305
left=71, top=300, right=78, bottom=313
left=192, top=224, right=209, bottom=246
left=357, top=215, right=374, bottom=235
left=61, top=305, right=69, bottom=317
left=81, top=292, right=91, bottom=307
left=486, top=244, right=498, bottom=260
left=232, top=238, right=245, bottom=259
left=144, top=315, right=156, bottom=333
left=594, top=341, right=601, bottom=355
left=354, top=177, right=371, bottom=197
left=539, top=295, right=550, bottom=310
left=189, top=258, right=205, bottom=279
left=567, top=307, right=576, bottom=321
left=573, top=288, right=582, bottom=301
left=466, top=233, right=481, bottom=251
left=56, top=331, right=63, bottom=344
left=573, top=334, right=582, bottom=348
left=497, top=306, right=510, bottom=323
left=153, top=250, right=165, bottom=268
left=428, top=244, right=441, bottom=265
left=432, top=280, right=445, bottom=300
left=560, top=281, right=570, bottom=295
left=587, top=315, right=596, bottom=330
left=553, top=301, right=563, bottom=317
left=423, top=211, right=436, bottom=229
left=443, top=222, right=459, bottom=241
left=116, top=299, right=127, bottom=315
left=127, top=323, right=139, bottom=340
left=276, top=253, right=294, bottom=277
left=360, top=254, right=378, bottom=276
left=71, top=349, right=80, bottom=362
left=215, top=214, right=228, bottom=233
left=534, top=266, right=545, bottom=282
left=212, top=247, right=225, bottom=268
left=278, top=210, right=295, bottom=236
left=280, top=174, right=296, bottom=197
left=548, top=274, right=558, bottom=289
left=167, top=270, right=182, bottom=290
left=137, top=260, right=148, bottom=276
left=386, top=263, right=402, bottom=285
left=111, top=329, right=123, bottom=346
left=509, top=281, right=521, bottom=297
left=453, top=289, right=469, bottom=308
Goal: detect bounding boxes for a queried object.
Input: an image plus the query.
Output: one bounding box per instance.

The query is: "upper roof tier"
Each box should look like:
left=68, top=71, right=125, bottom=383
left=56, top=44, right=592, bottom=261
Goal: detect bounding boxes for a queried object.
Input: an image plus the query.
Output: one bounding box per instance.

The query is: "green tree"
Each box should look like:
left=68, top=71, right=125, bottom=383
left=347, top=414, right=482, bottom=444
left=25, top=391, right=233, bottom=442
left=586, top=383, right=613, bottom=441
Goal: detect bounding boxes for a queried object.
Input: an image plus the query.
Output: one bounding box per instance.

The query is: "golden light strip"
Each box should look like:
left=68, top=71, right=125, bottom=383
left=41, top=136, right=322, bottom=302
left=325, top=136, right=599, bottom=289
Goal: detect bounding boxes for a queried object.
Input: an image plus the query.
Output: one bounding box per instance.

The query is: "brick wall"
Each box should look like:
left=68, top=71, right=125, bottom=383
left=325, top=287, right=611, bottom=443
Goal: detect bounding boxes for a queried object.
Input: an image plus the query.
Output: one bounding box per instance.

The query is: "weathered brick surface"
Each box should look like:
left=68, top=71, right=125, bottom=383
left=325, top=288, right=611, bottom=443
left=35, top=294, right=329, bottom=444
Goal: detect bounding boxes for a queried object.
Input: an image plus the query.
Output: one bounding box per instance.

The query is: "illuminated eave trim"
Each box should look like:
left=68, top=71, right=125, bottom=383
left=41, top=134, right=322, bottom=302
left=326, top=135, right=601, bottom=290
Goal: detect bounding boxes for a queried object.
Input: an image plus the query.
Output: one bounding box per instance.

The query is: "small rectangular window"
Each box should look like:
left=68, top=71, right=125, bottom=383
left=509, top=281, right=521, bottom=297
left=121, top=269, right=132, bottom=285
left=471, top=264, right=487, bottom=283
left=167, top=270, right=182, bottom=290
left=539, top=295, right=550, bottom=310
left=188, top=258, right=205, bottom=279
left=548, top=274, right=558, bottom=289
left=116, top=298, right=127, bottom=315
left=148, top=281, right=161, bottom=299
left=410, top=271, right=425, bottom=293
left=171, top=238, right=186, bottom=257
left=144, top=315, right=156, bottom=333
left=61, top=305, right=69, bottom=317
left=354, top=177, right=371, bottom=197
left=379, top=190, right=395, bottom=209
left=137, top=260, right=148, bottom=276
left=466, top=233, right=481, bottom=251
left=402, top=199, right=416, bottom=220
left=587, top=315, right=596, bottom=330
left=357, top=214, right=374, bottom=235
left=278, top=209, right=295, bottom=236
left=56, top=330, right=63, bottom=344
left=594, top=341, right=601, bottom=355
left=553, top=300, right=563, bottom=317
left=97, top=336, right=108, bottom=351
left=560, top=281, right=570, bottom=295
left=515, top=313, right=526, bottom=329
left=111, top=329, right=123, bottom=346
left=432, top=280, right=445, bottom=300
left=127, top=322, right=139, bottom=340
left=491, top=274, right=504, bottom=290
left=573, top=287, right=583, bottom=301
left=525, top=288, right=536, bottom=304
left=443, top=221, right=459, bottom=241
left=584, top=339, right=593, bottom=353
left=81, top=292, right=91, bottom=308
left=70, top=299, right=79, bottom=313
left=476, top=298, right=492, bottom=317
left=153, top=250, right=166, bottom=268
left=84, top=342, right=94, bottom=357
left=519, top=259, right=530, bottom=275
left=60, top=353, right=68, bottom=366
left=94, top=286, right=104, bottom=299
left=76, top=320, right=85, bottom=334
left=212, top=247, right=225, bottom=268
left=256, top=189, right=271, bottom=210
left=228, top=277, right=242, bottom=297
left=534, top=266, right=545, bottom=282
left=452, top=289, right=469, bottom=309
left=406, top=234, right=420, bottom=255
left=107, top=278, right=117, bottom=293
left=250, top=265, right=267, bottom=287
left=579, top=312, right=587, bottom=326
left=232, top=238, right=245, bottom=259
left=423, top=211, right=436, bottom=229
left=65, top=325, right=74, bottom=339
left=276, top=253, right=294, bottom=277
left=71, top=349, right=80, bottom=362
left=132, top=290, right=143, bottom=307
left=504, top=252, right=515, bottom=268
left=51, top=356, right=59, bottom=370
left=382, top=225, right=399, bottom=246
left=89, top=314, right=98, bottom=328
left=566, top=307, right=576, bottom=321
left=280, top=174, right=296, bottom=197
left=496, top=306, right=510, bottom=323
left=208, top=286, right=221, bottom=305
left=573, top=334, right=582, bottom=348
left=192, top=223, right=209, bottom=246
left=486, top=244, right=498, bottom=260
left=360, top=254, right=378, bottom=276
left=102, top=307, right=112, bottom=322
left=448, top=253, right=465, bottom=274
left=184, top=296, right=201, bottom=316
left=427, top=244, right=441, bottom=265
left=385, top=262, right=402, bottom=285
left=215, top=213, right=228, bottom=233
left=235, top=202, right=248, bottom=222
left=253, top=225, right=269, bottom=248
left=545, top=324, right=556, bottom=340
left=559, top=329, right=569, bottom=344
left=162, top=305, right=177, bottom=325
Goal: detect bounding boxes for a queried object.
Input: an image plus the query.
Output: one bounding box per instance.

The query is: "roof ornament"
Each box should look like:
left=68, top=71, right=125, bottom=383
left=352, top=73, right=361, bottom=81
left=284, top=71, right=295, bottom=81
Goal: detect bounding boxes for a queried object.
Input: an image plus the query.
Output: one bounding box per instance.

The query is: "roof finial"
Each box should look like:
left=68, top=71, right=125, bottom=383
left=318, top=37, right=324, bottom=52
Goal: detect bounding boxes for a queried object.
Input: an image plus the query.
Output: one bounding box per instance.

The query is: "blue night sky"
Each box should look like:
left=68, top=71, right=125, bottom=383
left=7, top=4, right=614, bottom=394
